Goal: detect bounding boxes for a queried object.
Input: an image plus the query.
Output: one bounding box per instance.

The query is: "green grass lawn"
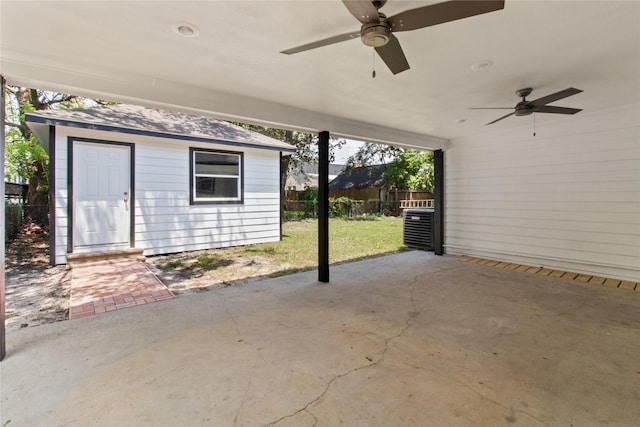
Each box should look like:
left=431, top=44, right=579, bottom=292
left=249, top=216, right=405, bottom=268
left=157, top=216, right=405, bottom=280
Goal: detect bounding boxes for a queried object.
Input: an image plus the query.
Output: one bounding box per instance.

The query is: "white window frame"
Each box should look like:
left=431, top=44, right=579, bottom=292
left=190, top=148, right=243, bottom=204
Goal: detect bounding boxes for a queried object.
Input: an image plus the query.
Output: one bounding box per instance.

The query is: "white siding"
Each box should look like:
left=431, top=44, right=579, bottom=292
left=52, top=130, right=70, bottom=264
left=445, top=104, right=640, bottom=281
left=52, top=126, right=282, bottom=263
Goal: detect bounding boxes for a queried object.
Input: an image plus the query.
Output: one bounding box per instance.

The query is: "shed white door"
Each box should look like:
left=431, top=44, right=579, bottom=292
left=73, top=142, right=131, bottom=251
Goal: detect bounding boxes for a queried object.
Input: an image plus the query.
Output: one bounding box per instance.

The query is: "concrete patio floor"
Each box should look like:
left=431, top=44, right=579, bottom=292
left=2, top=251, right=639, bottom=426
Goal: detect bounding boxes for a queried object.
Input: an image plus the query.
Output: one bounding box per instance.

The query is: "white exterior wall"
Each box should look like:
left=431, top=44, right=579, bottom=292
left=52, top=129, right=70, bottom=264
left=445, top=104, right=640, bottom=282
left=52, top=126, right=282, bottom=264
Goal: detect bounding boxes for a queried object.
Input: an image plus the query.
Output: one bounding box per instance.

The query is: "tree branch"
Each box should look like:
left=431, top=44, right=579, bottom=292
left=94, top=99, right=116, bottom=106
left=4, top=85, right=18, bottom=96
left=38, top=93, right=78, bottom=108
left=4, top=120, right=22, bottom=128
left=30, top=88, right=44, bottom=110
left=56, top=94, right=78, bottom=104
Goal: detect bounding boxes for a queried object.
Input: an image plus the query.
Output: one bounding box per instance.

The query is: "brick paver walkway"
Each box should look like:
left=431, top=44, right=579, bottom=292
left=69, top=261, right=174, bottom=319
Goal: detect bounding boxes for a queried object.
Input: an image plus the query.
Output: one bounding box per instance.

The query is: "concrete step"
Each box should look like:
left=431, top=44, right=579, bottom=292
left=66, top=248, right=145, bottom=269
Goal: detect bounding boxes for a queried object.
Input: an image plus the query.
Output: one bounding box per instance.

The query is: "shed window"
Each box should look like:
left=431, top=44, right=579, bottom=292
left=190, top=148, right=243, bottom=204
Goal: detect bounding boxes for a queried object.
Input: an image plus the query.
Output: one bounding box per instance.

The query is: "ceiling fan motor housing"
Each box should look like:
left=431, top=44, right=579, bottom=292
left=514, top=88, right=534, bottom=116
left=361, top=15, right=391, bottom=47
left=515, top=101, right=533, bottom=116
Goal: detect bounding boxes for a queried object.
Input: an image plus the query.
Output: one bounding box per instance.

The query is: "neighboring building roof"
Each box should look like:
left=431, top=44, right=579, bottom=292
left=285, top=162, right=345, bottom=190
left=299, top=163, right=345, bottom=178
left=328, top=164, right=386, bottom=190
left=25, top=104, right=297, bottom=154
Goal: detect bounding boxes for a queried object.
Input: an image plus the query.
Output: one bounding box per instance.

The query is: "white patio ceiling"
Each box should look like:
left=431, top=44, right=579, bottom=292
left=1, top=1, right=638, bottom=150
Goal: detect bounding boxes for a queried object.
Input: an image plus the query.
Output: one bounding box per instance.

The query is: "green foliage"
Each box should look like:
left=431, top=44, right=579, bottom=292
left=230, top=122, right=346, bottom=175
left=297, top=186, right=319, bottom=218
left=346, top=143, right=434, bottom=191
left=330, top=196, right=356, bottom=218
left=162, top=259, right=183, bottom=271
left=4, top=138, right=48, bottom=183
left=385, top=149, right=434, bottom=191
left=285, top=210, right=306, bottom=221
left=193, top=253, right=232, bottom=271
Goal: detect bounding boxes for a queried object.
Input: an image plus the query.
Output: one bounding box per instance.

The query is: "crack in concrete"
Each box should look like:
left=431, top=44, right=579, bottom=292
left=306, top=409, right=319, bottom=426
left=262, top=275, right=420, bottom=426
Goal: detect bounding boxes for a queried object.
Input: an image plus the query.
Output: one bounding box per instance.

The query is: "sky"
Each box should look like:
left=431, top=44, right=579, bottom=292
left=333, top=139, right=365, bottom=165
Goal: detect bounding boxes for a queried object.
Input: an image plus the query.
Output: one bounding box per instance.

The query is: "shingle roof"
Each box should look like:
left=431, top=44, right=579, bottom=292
left=328, top=164, right=386, bottom=190
left=25, top=104, right=296, bottom=152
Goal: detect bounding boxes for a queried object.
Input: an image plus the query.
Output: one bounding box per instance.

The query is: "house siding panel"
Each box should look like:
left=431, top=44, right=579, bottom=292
left=51, top=126, right=282, bottom=263
left=53, top=132, right=69, bottom=264
left=445, top=104, right=640, bottom=281
left=135, top=141, right=281, bottom=256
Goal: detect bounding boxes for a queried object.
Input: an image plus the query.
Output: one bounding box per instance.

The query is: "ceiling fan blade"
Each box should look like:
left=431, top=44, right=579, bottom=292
left=470, top=107, right=513, bottom=110
left=486, top=111, right=515, bottom=125
left=375, top=33, right=410, bottom=74
left=342, top=0, right=380, bottom=24
left=530, top=87, right=583, bottom=107
left=533, top=106, right=582, bottom=115
left=280, top=31, right=361, bottom=55
left=388, top=0, right=505, bottom=33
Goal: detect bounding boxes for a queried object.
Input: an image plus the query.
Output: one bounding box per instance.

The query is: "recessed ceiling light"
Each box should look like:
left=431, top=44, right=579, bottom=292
left=172, top=22, right=199, bottom=37
left=470, top=60, right=493, bottom=71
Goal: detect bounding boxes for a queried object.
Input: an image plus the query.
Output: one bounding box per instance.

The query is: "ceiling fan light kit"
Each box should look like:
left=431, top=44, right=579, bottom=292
left=361, top=20, right=391, bottom=47
left=281, top=0, right=505, bottom=75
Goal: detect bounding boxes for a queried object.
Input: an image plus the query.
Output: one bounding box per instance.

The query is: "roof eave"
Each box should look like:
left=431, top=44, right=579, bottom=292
left=24, top=114, right=297, bottom=153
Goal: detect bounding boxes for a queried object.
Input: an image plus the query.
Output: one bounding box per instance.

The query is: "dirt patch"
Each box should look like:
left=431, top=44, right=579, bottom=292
left=146, top=250, right=306, bottom=296
left=4, top=224, right=308, bottom=330
left=5, top=223, right=71, bottom=332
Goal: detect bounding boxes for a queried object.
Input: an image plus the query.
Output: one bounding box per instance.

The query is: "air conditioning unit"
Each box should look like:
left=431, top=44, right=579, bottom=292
left=403, top=208, right=434, bottom=251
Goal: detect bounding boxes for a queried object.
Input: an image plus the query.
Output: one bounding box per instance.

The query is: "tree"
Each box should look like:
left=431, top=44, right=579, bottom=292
left=231, top=122, right=345, bottom=218
left=3, top=86, right=112, bottom=225
left=346, top=142, right=434, bottom=191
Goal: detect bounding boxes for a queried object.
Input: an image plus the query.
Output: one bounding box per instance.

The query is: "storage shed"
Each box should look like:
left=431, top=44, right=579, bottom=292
left=25, top=104, right=296, bottom=265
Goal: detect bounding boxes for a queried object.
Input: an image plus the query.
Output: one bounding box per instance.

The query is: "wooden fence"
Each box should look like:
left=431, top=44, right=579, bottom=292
left=284, top=188, right=435, bottom=217
left=328, top=187, right=381, bottom=201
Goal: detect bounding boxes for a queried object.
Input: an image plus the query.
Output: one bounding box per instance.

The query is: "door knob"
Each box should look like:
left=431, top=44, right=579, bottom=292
left=123, top=191, right=129, bottom=203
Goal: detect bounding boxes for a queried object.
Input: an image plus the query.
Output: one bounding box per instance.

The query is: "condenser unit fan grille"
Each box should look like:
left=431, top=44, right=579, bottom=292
left=403, top=208, right=434, bottom=251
